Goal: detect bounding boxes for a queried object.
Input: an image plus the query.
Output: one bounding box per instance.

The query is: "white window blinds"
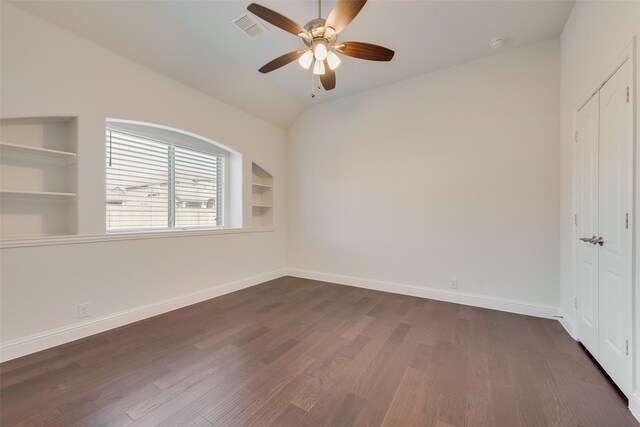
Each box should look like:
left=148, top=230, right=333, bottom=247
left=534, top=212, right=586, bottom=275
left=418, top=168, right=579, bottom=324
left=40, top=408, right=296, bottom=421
left=106, top=127, right=224, bottom=232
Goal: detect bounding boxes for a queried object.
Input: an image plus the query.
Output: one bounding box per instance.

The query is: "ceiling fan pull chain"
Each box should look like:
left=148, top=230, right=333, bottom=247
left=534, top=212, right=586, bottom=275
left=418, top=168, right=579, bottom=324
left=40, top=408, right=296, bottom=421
left=311, top=71, right=316, bottom=98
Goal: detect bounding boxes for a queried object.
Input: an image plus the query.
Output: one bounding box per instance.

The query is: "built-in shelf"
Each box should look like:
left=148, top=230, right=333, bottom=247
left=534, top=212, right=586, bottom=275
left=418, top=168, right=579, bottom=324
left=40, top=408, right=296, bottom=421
left=252, top=182, right=272, bottom=189
left=1, top=116, right=78, bottom=238
left=0, top=141, right=76, bottom=164
left=251, top=162, right=273, bottom=228
left=0, top=190, right=77, bottom=199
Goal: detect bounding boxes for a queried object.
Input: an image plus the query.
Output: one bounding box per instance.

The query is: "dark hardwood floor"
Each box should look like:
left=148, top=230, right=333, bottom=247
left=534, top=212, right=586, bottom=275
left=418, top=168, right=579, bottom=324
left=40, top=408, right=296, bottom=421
left=1, top=276, right=636, bottom=426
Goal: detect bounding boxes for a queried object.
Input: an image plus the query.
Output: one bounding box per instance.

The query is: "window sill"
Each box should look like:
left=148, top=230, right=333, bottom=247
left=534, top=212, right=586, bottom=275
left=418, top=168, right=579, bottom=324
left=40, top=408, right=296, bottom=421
left=0, top=227, right=275, bottom=249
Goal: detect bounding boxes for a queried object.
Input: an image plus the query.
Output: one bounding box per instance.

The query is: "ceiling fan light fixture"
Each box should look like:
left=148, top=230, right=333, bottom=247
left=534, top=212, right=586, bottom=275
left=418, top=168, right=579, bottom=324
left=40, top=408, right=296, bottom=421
left=327, top=50, right=341, bottom=70
left=298, top=50, right=314, bottom=69
left=314, top=42, right=328, bottom=61
left=313, top=60, right=325, bottom=75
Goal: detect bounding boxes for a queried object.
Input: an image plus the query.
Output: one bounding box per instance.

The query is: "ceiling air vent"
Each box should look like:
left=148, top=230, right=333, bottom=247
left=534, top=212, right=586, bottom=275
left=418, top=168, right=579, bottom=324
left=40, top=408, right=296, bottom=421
left=232, top=12, right=268, bottom=39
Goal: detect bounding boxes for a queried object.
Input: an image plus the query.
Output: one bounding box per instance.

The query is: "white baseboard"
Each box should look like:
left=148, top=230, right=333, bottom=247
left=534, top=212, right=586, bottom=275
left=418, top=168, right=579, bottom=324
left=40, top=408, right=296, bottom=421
left=286, top=268, right=559, bottom=319
left=0, top=269, right=287, bottom=362
left=0, top=267, right=565, bottom=362
left=557, top=310, right=577, bottom=340
left=629, top=392, right=640, bottom=423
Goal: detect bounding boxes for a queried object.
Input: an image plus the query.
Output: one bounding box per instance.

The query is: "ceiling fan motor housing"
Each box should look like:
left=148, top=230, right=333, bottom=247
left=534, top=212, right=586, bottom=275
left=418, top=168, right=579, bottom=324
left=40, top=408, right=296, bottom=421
left=302, top=18, right=337, bottom=48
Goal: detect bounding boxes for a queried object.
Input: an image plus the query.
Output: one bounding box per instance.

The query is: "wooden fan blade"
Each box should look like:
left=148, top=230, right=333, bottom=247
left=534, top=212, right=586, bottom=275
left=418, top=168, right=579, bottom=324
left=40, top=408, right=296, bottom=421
left=247, top=3, right=306, bottom=37
left=336, top=42, right=395, bottom=61
left=325, top=0, right=367, bottom=34
left=259, top=51, right=303, bottom=73
left=320, top=61, right=336, bottom=90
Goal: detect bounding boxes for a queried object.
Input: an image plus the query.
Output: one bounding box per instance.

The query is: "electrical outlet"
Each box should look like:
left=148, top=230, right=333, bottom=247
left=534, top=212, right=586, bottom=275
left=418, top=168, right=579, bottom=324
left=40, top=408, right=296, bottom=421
left=449, top=277, right=458, bottom=289
left=78, top=303, right=90, bottom=319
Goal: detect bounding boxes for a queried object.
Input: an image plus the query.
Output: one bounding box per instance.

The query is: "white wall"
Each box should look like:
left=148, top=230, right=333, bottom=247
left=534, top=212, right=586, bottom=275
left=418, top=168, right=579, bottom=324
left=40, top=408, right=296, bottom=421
left=0, top=4, right=287, bottom=359
left=559, top=0, right=640, bottom=411
left=287, top=39, right=561, bottom=309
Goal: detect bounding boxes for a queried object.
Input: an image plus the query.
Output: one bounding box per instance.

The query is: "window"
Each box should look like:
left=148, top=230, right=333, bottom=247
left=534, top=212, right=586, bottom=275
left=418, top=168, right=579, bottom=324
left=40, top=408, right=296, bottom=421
left=106, top=122, right=227, bottom=232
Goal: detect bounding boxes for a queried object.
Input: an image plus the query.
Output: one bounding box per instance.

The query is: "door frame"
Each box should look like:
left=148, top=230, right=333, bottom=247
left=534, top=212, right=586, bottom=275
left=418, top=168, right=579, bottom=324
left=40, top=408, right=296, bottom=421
left=572, top=37, right=637, bottom=400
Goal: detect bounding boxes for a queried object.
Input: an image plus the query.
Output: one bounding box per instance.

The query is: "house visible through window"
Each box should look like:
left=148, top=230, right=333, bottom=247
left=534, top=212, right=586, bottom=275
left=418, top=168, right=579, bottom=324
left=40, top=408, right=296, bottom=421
left=106, top=121, right=227, bottom=232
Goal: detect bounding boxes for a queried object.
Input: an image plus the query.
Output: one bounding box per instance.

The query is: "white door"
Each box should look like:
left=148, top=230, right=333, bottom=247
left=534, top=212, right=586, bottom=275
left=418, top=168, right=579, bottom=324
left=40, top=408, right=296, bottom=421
left=597, top=59, right=633, bottom=396
left=576, top=92, right=600, bottom=358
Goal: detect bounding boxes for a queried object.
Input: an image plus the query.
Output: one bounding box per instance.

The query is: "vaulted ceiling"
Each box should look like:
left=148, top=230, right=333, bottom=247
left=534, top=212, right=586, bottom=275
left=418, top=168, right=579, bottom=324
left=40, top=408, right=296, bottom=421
left=11, top=0, right=575, bottom=128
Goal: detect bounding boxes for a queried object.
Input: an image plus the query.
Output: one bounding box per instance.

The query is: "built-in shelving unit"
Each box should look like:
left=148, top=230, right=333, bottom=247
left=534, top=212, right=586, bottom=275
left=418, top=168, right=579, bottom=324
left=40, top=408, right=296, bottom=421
left=0, top=117, right=78, bottom=238
left=251, top=162, right=273, bottom=228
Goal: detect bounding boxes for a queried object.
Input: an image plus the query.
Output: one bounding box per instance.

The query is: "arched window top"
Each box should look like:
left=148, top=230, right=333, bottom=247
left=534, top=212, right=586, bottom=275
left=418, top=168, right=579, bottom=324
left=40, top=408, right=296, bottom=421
left=107, top=119, right=236, bottom=157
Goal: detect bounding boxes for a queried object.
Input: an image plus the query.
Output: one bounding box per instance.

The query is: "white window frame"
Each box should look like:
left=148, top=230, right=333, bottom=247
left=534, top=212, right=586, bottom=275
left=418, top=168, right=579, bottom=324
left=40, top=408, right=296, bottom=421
left=105, top=119, right=234, bottom=234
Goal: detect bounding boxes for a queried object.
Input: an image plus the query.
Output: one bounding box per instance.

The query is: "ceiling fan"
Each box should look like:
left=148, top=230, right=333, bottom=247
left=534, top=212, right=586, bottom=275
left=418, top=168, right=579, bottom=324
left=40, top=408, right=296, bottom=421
left=247, top=0, right=394, bottom=93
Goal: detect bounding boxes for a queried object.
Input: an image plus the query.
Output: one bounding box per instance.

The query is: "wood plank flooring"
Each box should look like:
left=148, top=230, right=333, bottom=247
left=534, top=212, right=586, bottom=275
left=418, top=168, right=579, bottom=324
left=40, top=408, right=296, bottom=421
left=1, top=276, right=637, bottom=426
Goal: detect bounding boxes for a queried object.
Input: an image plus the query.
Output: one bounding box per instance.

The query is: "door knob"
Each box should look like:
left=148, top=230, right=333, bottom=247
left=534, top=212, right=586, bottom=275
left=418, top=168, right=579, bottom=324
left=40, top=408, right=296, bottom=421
left=594, top=236, right=604, bottom=246
left=579, top=236, right=597, bottom=243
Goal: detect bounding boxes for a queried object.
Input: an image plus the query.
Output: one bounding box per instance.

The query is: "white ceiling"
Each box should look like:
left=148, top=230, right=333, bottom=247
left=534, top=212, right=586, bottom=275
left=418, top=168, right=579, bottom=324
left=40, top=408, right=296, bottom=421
left=11, top=0, right=575, bottom=128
